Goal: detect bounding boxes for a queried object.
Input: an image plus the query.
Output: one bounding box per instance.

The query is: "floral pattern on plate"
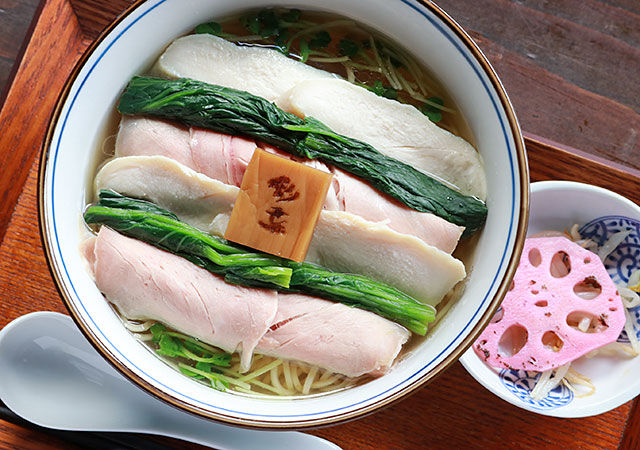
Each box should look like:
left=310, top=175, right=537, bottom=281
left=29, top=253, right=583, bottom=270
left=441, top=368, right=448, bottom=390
left=499, top=369, right=573, bottom=410
left=579, top=216, right=640, bottom=343
left=495, top=215, right=640, bottom=410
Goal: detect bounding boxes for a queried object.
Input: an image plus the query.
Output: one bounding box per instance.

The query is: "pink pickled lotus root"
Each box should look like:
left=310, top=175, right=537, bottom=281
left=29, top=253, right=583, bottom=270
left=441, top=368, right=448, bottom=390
left=474, top=237, right=625, bottom=372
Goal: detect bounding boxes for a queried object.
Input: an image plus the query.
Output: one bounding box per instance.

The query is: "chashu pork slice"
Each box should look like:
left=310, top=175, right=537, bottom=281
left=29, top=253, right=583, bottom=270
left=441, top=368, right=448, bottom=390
left=257, top=293, right=409, bottom=377
left=115, top=116, right=464, bottom=253
left=95, top=155, right=466, bottom=306
left=84, top=227, right=409, bottom=377
left=152, top=34, right=337, bottom=103
left=279, top=78, right=487, bottom=200
left=83, top=227, right=278, bottom=371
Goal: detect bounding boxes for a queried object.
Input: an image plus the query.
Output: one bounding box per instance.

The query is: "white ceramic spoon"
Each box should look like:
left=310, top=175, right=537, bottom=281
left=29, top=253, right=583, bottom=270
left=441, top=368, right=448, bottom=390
left=0, top=311, right=340, bottom=450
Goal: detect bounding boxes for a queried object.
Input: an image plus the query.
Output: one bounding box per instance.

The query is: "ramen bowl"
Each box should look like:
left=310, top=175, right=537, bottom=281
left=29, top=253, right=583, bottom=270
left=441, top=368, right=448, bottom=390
left=39, top=0, right=528, bottom=428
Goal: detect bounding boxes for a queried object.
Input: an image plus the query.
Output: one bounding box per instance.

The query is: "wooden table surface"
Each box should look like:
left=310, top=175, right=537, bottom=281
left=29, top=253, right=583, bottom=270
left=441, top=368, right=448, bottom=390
left=0, top=1, right=639, bottom=449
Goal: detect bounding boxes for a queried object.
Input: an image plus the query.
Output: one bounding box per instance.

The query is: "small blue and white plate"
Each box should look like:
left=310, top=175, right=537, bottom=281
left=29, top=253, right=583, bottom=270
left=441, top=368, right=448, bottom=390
left=460, top=180, right=640, bottom=418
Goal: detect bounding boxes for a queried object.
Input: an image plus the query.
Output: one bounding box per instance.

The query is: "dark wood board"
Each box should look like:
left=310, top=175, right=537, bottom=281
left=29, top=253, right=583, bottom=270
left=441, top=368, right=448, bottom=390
left=0, top=1, right=639, bottom=449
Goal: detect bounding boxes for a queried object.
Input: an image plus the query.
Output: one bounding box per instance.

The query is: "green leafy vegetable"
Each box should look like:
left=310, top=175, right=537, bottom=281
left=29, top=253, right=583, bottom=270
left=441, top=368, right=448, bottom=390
left=84, top=204, right=293, bottom=288
left=86, top=191, right=436, bottom=334
left=96, top=189, right=179, bottom=220
left=274, top=28, right=290, bottom=53
left=149, top=321, right=232, bottom=390
left=421, top=97, right=445, bottom=123
left=157, top=334, right=183, bottom=357
left=150, top=323, right=167, bottom=343
left=366, top=80, right=398, bottom=100
left=195, top=22, right=223, bottom=36
left=339, top=38, right=359, bottom=57
left=240, top=9, right=284, bottom=39
left=242, top=14, right=262, bottom=35
left=257, top=9, right=280, bottom=38
left=281, top=8, right=301, bottom=23
left=118, top=76, right=487, bottom=233
left=299, top=38, right=310, bottom=63
left=309, top=31, right=331, bottom=49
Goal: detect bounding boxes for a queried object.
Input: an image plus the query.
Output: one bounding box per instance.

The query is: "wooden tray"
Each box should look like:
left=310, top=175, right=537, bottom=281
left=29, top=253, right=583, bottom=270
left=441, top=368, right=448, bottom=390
left=1, top=1, right=639, bottom=448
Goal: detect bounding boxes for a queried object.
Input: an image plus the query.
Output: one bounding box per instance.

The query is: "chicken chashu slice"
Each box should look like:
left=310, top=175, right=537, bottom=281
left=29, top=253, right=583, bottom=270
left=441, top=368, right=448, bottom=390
left=115, top=116, right=464, bottom=254
left=153, top=34, right=485, bottom=199
left=84, top=227, right=409, bottom=377
left=152, top=34, right=337, bottom=103
left=279, top=79, right=487, bottom=200
left=94, top=155, right=238, bottom=234
left=95, top=156, right=466, bottom=306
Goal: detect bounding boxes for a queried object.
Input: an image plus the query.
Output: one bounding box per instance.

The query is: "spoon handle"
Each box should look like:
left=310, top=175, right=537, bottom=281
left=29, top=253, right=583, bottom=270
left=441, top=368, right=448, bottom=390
left=154, top=412, right=340, bottom=450
left=0, top=401, right=173, bottom=450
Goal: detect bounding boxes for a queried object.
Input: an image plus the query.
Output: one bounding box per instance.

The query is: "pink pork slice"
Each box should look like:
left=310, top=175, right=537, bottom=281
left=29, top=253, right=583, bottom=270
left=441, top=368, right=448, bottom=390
left=84, top=227, right=409, bottom=377
left=84, top=226, right=278, bottom=371
left=474, top=237, right=626, bottom=372
left=257, top=293, right=409, bottom=377
left=115, top=116, right=464, bottom=253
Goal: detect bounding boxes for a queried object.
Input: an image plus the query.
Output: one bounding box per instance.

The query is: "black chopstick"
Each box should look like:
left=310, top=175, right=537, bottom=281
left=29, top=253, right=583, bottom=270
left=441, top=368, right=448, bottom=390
left=0, top=400, right=177, bottom=449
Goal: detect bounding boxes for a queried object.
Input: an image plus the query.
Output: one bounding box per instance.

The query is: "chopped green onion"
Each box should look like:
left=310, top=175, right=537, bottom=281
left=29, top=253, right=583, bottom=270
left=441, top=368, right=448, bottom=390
left=366, top=80, right=398, bottom=100
left=339, top=38, right=359, bottom=57
left=309, top=30, right=331, bottom=49
left=421, top=97, right=445, bottom=122
left=299, top=38, right=310, bottom=62
left=257, top=9, right=280, bottom=38
left=195, top=22, right=223, bottom=36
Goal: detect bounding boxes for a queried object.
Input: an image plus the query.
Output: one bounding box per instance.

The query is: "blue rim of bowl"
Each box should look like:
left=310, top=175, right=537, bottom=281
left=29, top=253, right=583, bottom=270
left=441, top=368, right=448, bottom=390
left=38, top=0, right=529, bottom=428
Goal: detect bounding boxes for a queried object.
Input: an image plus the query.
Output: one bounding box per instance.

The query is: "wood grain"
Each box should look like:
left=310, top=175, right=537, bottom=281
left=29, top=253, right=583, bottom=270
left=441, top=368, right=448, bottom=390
left=68, top=0, right=133, bottom=41
left=438, top=0, right=640, bottom=112
left=435, top=0, right=640, bottom=171
left=0, top=420, right=80, bottom=450
left=0, top=0, right=86, bottom=244
left=0, top=0, right=41, bottom=99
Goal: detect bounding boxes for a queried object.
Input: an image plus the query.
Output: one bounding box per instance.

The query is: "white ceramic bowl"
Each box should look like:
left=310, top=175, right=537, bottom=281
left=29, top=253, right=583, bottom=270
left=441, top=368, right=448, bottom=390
left=460, top=180, right=640, bottom=418
left=39, top=0, right=528, bottom=428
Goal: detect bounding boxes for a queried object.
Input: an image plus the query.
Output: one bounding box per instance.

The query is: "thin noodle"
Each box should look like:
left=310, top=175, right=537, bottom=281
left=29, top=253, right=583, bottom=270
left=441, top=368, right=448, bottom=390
left=311, top=375, right=341, bottom=389
left=307, top=56, right=350, bottom=63
left=383, top=55, right=402, bottom=90
left=344, top=63, right=355, bottom=83
left=132, top=332, right=154, bottom=341
left=123, top=319, right=155, bottom=332
left=282, top=360, right=294, bottom=391
left=270, top=366, right=293, bottom=395
left=239, top=358, right=282, bottom=382
left=318, top=369, right=332, bottom=381
left=291, top=364, right=304, bottom=392
left=286, top=19, right=355, bottom=49
left=302, top=366, right=319, bottom=394
left=347, top=61, right=382, bottom=72
left=369, top=37, right=394, bottom=89
left=249, top=378, right=285, bottom=395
